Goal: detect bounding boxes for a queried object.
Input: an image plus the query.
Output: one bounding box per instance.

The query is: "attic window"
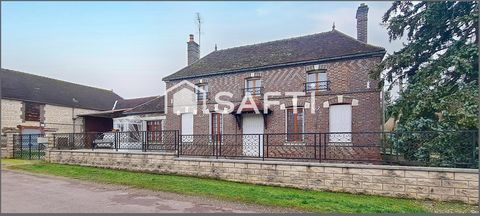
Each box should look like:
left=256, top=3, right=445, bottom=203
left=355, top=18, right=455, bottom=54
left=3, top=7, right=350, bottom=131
left=24, top=102, right=42, bottom=122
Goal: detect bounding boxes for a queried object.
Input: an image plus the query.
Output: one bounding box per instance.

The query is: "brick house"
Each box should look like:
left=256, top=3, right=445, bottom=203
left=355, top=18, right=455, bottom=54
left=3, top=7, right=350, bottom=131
left=163, top=4, right=385, bottom=160
left=1, top=68, right=122, bottom=135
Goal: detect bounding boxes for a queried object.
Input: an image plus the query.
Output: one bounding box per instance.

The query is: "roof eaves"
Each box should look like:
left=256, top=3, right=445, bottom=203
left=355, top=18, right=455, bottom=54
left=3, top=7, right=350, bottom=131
left=163, top=50, right=386, bottom=81
left=1, top=96, right=109, bottom=111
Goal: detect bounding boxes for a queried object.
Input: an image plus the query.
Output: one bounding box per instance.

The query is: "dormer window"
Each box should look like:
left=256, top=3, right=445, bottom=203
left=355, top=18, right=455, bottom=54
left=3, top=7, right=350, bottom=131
left=196, top=84, right=208, bottom=101
left=305, top=70, right=329, bottom=92
left=244, top=78, right=263, bottom=97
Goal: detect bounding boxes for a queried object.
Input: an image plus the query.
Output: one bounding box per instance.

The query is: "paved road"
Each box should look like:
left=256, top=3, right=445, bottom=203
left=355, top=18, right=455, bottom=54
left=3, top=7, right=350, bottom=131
left=1, top=170, right=294, bottom=213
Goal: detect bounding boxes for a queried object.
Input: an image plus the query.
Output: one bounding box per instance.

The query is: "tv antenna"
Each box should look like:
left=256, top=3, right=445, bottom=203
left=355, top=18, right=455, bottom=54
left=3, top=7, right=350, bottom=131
left=196, top=12, right=202, bottom=47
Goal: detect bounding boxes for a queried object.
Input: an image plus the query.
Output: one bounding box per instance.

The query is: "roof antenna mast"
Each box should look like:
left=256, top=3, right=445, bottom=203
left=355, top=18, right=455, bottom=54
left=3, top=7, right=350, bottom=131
left=196, top=12, right=202, bottom=47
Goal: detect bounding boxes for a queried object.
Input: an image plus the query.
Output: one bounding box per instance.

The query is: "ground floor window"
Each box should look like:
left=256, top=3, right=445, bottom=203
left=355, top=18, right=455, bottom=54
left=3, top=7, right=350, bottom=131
left=211, top=113, right=223, bottom=142
left=329, top=104, right=352, bottom=143
left=286, top=108, right=304, bottom=142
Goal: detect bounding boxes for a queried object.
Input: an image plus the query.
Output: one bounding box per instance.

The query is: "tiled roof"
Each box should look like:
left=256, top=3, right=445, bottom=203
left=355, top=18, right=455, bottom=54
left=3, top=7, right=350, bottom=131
left=124, top=96, right=164, bottom=115
left=114, top=96, right=158, bottom=110
left=1, top=68, right=122, bottom=110
left=163, top=30, right=385, bottom=81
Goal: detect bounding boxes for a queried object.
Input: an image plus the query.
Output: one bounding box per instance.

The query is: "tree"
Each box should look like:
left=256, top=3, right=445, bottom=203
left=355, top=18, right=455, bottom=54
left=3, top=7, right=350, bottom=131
left=372, top=1, right=478, bottom=167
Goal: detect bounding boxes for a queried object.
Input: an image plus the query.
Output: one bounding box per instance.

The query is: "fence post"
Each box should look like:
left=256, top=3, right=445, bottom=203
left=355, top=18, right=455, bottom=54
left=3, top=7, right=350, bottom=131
left=28, top=134, right=32, bottom=160
left=175, top=131, right=179, bottom=157
left=258, top=134, right=261, bottom=159
left=215, top=135, right=219, bottom=159
left=177, top=131, right=181, bottom=157
left=265, top=134, right=269, bottom=159
left=115, top=132, right=118, bottom=152
left=472, top=131, right=477, bottom=168
left=218, top=134, right=222, bottom=158
left=19, top=135, right=23, bottom=159
left=71, top=133, right=75, bottom=150
left=262, top=134, right=265, bottom=161
left=314, top=133, right=318, bottom=162
left=212, top=135, right=216, bottom=158
left=142, top=131, right=145, bottom=152
left=323, top=133, right=327, bottom=162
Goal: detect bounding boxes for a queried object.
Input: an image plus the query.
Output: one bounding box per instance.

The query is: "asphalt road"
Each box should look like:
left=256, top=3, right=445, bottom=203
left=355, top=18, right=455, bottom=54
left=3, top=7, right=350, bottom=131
left=1, top=170, right=295, bottom=213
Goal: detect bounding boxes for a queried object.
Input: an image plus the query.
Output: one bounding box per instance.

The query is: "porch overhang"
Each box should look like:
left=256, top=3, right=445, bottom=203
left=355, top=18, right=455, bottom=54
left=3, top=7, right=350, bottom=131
left=231, top=100, right=272, bottom=129
left=77, top=109, right=127, bottom=119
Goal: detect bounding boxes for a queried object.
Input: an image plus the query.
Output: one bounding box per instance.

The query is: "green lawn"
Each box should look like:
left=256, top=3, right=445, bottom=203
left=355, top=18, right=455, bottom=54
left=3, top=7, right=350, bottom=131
left=2, top=159, right=478, bottom=213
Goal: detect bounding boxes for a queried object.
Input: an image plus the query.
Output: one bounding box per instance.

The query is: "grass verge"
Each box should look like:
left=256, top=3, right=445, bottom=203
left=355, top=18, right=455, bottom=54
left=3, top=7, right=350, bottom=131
left=2, top=159, right=478, bottom=213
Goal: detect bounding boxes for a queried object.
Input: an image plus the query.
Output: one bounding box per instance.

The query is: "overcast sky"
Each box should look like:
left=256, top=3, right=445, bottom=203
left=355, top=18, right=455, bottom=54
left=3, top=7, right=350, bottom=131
left=2, top=1, right=403, bottom=99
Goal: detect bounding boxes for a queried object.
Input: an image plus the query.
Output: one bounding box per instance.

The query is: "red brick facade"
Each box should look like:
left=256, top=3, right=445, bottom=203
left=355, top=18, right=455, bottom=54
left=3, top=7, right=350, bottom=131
left=164, top=56, right=383, bottom=161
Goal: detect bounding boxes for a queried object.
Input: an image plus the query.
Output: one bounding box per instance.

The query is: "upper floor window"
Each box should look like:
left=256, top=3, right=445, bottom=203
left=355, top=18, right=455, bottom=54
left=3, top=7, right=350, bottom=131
left=286, top=108, right=304, bottom=142
left=244, top=78, right=262, bottom=97
left=196, top=84, right=208, bottom=101
left=305, top=70, right=329, bottom=92
left=24, top=102, right=42, bottom=122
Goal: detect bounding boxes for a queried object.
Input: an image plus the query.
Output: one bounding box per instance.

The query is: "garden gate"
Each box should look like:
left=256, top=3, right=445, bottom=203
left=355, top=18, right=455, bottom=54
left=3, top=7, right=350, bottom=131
left=13, top=134, right=47, bottom=160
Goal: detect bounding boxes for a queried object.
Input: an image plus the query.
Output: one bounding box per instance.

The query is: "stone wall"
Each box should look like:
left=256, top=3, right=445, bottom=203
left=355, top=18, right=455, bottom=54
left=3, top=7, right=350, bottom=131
left=47, top=149, right=479, bottom=205
left=1, top=99, right=97, bottom=133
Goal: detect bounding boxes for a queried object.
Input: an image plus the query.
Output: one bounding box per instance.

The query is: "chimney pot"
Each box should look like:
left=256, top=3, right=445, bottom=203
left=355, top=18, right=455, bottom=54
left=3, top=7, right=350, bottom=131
left=356, top=3, right=369, bottom=43
left=187, top=34, right=200, bottom=65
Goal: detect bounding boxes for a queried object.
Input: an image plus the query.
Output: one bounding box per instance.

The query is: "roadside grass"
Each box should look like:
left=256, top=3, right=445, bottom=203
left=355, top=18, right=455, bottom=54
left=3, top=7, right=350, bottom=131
left=3, top=159, right=478, bottom=213
left=1, top=159, right=38, bottom=166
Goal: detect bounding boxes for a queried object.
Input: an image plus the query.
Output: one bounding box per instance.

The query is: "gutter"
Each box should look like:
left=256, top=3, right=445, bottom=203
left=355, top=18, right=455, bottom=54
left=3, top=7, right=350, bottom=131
left=163, top=50, right=386, bottom=81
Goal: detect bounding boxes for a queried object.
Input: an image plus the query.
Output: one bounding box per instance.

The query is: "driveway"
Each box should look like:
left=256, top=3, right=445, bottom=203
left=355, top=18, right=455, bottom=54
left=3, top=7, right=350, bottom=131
left=1, top=170, right=295, bottom=213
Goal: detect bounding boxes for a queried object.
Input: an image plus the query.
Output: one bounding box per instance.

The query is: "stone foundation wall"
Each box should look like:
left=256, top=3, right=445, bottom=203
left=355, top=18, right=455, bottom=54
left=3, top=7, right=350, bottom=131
left=46, top=150, right=479, bottom=205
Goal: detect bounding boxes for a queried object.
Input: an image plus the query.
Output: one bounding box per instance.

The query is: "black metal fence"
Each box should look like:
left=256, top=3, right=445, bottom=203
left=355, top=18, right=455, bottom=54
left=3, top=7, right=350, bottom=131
left=53, top=130, right=178, bottom=152
left=178, top=131, right=479, bottom=168
left=49, top=130, right=478, bottom=168
left=13, top=134, right=47, bottom=160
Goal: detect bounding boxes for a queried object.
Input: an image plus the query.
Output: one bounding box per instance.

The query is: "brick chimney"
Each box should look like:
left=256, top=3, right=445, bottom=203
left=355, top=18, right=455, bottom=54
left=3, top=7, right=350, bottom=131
left=356, top=3, right=369, bottom=43
left=187, top=34, right=200, bottom=65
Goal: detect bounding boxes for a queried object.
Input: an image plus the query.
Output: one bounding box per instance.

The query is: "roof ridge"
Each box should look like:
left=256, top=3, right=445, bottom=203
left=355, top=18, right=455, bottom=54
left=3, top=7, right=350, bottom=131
left=330, top=29, right=385, bottom=50
left=215, top=30, right=335, bottom=53
left=1, top=68, right=123, bottom=99
left=120, top=95, right=159, bottom=101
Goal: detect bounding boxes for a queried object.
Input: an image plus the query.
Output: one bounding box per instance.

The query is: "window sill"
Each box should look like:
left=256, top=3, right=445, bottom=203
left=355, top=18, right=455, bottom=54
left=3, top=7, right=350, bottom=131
left=283, top=141, right=306, bottom=146
left=327, top=142, right=353, bottom=146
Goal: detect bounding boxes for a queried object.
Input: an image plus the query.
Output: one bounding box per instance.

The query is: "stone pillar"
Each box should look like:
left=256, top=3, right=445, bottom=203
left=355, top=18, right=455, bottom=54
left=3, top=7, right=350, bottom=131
left=44, top=134, right=56, bottom=162
left=4, top=133, right=15, bottom=158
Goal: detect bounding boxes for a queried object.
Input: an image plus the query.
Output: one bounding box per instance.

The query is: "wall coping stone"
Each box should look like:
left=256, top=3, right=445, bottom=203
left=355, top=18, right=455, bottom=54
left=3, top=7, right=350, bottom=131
left=174, top=157, right=479, bottom=173
left=49, top=149, right=176, bottom=156
left=49, top=150, right=478, bottom=173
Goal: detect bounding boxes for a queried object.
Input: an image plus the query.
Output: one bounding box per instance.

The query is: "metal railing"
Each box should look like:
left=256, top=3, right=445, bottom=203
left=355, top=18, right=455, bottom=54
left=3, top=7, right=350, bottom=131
left=304, top=81, right=330, bottom=92
left=51, top=130, right=478, bottom=168
left=196, top=92, right=209, bottom=101
left=53, top=130, right=178, bottom=152
left=178, top=131, right=479, bottom=168
left=242, top=87, right=264, bottom=97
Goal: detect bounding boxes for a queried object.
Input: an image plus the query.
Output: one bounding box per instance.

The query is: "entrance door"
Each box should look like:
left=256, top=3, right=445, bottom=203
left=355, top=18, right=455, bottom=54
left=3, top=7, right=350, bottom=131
left=242, top=113, right=264, bottom=156
left=329, top=104, right=352, bottom=143
left=147, top=120, right=163, bottom=143
left=181, top=113, right=194, bottom=142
